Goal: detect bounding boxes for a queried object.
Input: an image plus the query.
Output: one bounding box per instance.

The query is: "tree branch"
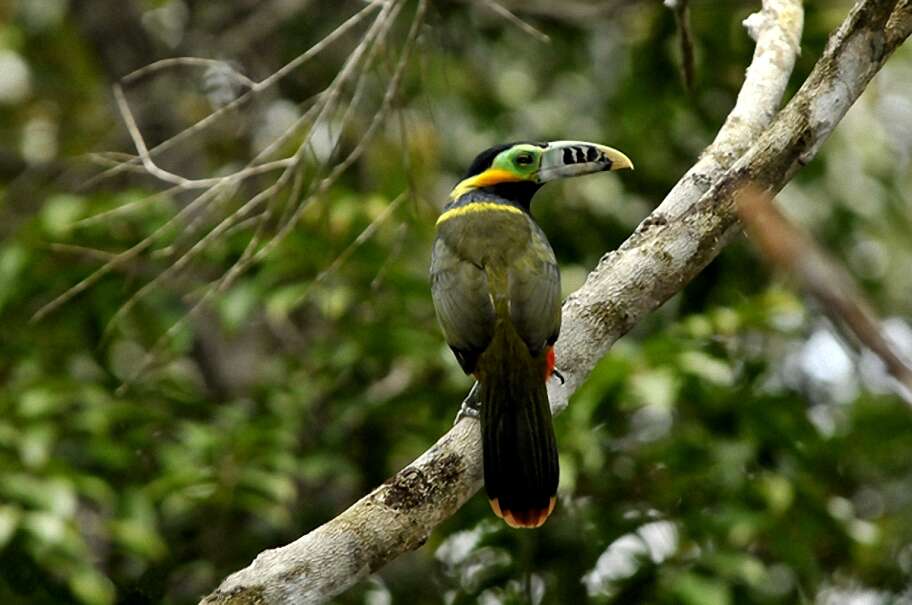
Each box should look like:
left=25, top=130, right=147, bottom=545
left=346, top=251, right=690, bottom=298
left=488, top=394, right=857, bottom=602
left=200, top=1, right=912, bottom=603
left=666, top=0, right=696, bottom=91
left=737, top=187, right=912, bottom=405
left=552, top=0, right=804, bottom=409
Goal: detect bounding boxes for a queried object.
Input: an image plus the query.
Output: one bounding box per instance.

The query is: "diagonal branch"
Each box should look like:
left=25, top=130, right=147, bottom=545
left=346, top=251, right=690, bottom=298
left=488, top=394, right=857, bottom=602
left=556, top=0, right=910, bottom=409
left=552, top=0, right=805, bottom=409
left=201, top=1, right=912, bottom=604
left=114, top=83, right=294, bottom=189
left=738, top=187, right=912, bottom=405
left=666, top=0, right=696, bottom=91
left=81, top=1, right=383, bottom=191
left=32, top=2, right=399, bottom=325
left=481, top=0, right=551, bottom=44
left=200, top=1, right=807, bottom=604
left=112, top=0, right=419, bottom=387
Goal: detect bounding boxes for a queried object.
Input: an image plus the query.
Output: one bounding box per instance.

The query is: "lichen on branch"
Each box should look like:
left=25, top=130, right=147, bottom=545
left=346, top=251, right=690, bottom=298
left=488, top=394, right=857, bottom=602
left=200, top=1, right=912, bottom=603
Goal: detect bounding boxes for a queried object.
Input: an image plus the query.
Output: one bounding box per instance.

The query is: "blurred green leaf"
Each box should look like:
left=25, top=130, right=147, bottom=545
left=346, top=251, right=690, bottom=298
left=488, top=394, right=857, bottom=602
left=41, top=194, right=85, bottom=237
left=0, top=505, right=22, bottom=550
left=670, top=572, right=732, bottom=605
left=2, top=3, right=911, bottom=604
left=68, top=567, right=115, bottom=605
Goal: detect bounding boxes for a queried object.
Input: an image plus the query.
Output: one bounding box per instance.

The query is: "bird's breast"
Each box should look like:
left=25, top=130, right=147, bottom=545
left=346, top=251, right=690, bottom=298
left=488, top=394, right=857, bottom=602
left=435, top=200, right=534, bottom=268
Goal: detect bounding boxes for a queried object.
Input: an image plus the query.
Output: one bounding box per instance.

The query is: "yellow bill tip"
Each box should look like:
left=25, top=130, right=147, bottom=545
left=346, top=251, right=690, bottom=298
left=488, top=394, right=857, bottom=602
left=602, top=146, right=634, bottom=171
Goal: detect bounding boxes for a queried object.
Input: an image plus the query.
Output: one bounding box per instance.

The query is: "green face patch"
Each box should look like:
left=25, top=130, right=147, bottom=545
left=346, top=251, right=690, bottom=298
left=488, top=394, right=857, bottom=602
left=491, top=144, right=545, bottom=180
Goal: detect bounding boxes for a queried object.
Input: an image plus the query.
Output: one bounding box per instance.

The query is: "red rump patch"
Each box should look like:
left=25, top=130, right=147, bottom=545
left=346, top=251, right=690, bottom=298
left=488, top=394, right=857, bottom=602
left=544, top=346, right=555, bottom=381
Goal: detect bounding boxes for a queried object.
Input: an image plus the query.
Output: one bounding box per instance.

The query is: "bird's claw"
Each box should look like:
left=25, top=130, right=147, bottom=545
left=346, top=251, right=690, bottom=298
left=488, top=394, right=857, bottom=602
left=454, top=382, right=482, bottom=425
left=552, top=368, right=566, bottom=385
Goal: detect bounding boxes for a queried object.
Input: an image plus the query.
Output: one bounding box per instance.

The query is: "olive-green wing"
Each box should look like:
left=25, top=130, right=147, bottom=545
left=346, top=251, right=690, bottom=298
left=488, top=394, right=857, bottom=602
left=430, top=236, right=496, bottom=374
left=507, top=223, right=561, bottom=355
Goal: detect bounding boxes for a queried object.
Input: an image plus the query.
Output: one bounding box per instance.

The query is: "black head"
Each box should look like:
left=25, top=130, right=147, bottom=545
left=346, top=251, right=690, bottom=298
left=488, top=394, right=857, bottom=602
left=460, top=141, right=548, bottom=208
left=450, top=141, right=633, bottom=211
left=462, top=142, right=543, bottom=178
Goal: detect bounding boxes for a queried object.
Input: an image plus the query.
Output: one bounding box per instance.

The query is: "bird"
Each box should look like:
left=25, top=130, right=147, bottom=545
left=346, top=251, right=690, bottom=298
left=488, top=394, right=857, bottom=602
left=430, top=140, right=633, bottom=528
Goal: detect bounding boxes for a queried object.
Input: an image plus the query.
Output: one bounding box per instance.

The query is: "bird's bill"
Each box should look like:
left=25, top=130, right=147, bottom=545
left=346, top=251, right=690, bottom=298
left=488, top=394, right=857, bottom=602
left=536, top=140, right=633, bottom=183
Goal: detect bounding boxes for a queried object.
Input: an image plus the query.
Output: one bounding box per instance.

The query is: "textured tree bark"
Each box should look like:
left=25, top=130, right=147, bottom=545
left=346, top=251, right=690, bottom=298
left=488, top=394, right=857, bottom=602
left=553, top=0, right=911, bottom=410
left=200, top=1, right=912, bottom=603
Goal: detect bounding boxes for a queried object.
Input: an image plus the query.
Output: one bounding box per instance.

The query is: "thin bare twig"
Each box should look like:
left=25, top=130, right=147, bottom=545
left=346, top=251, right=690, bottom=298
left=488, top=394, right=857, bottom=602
left=113, top=0, right=422, bottom=388
left=47, top=243, right=118, bottom=263
left=288, top=190, right=408, bottom=309
left=80, top=1, right=382, bottom=191
left=481, top=0, right=551, bottom=43
left=114, top=85, right=295, bottom=188
left=666, top=0, right=696, bottom=91
left=249, top=0, right=423, bottom=267
left=200, top=1, right=808, bottom=603
left=122, top=57, right=256, bottom=88
left=208, top=0, right=408, bottom=296
left=470, top=0, right=639, bottom=24
left=73, top=186, right=183, bottom=227
left=33, top=1, right=399, bottom=325
left=738, top=186, right=912, bottom=405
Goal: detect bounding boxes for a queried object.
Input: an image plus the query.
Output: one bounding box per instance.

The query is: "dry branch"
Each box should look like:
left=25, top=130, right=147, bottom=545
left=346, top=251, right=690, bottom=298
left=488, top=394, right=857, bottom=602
left=666, top=0, right=696, bottom=91
left=490, top=0, right=640, bottom=23
left=33, top=2, right=392, bottom=324
left=83, top=2, right=382, bottom=189
left=556, top=0, right=911, bottom=407
left=482, top=0, right=552, bottom=43
left=200, top=1, right=808, bottom=603
left=114, top=83, right=294, bottom=189
left=738, top=187, right=912, bottom=404
left=116, top=0, right=424, bottom=387
left=35, top=0, right=425, bottom=391
left=552, top=0, right=806, bottom=408
left=201, top=1, right=912, bottom=603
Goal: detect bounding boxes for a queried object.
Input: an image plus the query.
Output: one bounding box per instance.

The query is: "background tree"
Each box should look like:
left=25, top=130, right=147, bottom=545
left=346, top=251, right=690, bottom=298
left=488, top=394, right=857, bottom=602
left=1, top=1, right=912, bottom=604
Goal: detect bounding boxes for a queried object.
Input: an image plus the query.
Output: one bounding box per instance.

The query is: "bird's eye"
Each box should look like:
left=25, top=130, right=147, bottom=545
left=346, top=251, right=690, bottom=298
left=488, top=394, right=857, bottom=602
left=515, top=154, right=534, bottom=166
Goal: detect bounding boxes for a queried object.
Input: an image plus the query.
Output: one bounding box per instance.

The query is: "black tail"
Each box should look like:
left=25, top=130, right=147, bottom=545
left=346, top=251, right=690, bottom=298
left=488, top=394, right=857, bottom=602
left=478, top=322, right=559, bottom=528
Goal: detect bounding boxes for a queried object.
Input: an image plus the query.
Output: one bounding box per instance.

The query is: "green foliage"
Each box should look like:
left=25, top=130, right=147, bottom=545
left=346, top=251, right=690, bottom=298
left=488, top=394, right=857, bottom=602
left=2, top=1, right=912, bottom=604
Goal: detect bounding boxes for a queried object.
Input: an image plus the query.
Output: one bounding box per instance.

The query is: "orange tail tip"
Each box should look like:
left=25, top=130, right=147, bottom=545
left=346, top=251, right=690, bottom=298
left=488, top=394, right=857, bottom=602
left=489, top=497, right=556, bottom=529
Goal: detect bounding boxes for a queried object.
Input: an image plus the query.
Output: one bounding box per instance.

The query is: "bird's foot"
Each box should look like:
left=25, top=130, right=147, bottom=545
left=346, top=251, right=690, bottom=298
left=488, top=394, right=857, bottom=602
left=454, top=382, right=482, bottom=425
left=552, top=368, right=566, bottom=385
